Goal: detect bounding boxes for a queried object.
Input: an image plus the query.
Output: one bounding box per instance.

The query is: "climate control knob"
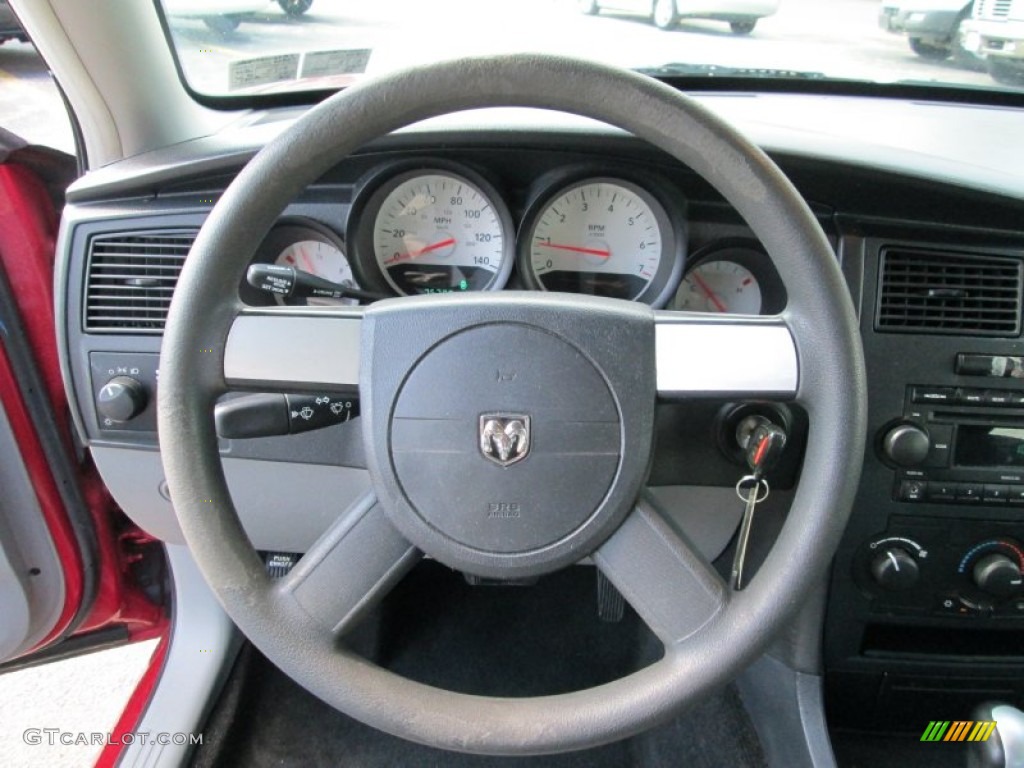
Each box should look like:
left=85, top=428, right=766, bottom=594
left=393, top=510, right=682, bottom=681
left=870, top=547, right=920, bottom=591
left=972, top=553, right=1023, bottom=598
left=97, top=376, right=148, bottom=423
left=881, top=423, right=930, bottom=467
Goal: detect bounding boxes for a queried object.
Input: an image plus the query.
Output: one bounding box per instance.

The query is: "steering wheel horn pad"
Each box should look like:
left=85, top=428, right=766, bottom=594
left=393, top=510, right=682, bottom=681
left=362, top=293, right=655, bottom=578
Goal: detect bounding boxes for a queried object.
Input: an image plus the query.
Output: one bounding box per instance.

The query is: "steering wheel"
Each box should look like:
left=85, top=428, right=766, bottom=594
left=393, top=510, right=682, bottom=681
left=159, top=54, right=865, bottom=755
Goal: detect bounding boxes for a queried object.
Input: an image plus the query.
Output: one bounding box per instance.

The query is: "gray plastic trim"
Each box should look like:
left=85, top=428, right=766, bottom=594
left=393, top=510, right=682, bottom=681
left=91, top=446, right=372, bottom=548
left=222, top=309, right=796, bottom=397
left=91, top=442, right=745, bottom=562
left=12, top=0, right=236, bottom=168
left=647, top=485, right=748, bottom=563
left=0, top=402, right=65, bottom=661
left=118, top=544, right=241, bottom=768
left=654, top=316, right=797, bottom=396
left=593, top=497, right=726, bottom=646
left=224, top=310, right=362, bottom=389
left=737, top=655, right=837, bottom=768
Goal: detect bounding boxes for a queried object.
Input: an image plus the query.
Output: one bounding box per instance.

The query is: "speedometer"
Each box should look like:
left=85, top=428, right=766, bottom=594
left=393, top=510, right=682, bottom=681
left=518, top=177, right=683, bottom=306
left=353, top=168, right=514, bottom=296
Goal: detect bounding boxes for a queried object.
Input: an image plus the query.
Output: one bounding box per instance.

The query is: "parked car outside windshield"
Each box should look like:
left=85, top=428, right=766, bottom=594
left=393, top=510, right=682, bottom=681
left=156, top=0, right=1023, bottom=97
left=879, top=0, right=976, bottom=63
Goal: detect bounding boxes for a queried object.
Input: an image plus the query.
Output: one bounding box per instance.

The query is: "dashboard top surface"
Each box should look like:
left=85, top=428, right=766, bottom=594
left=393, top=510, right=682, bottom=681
left=69, top=93, right=1024, bottom=204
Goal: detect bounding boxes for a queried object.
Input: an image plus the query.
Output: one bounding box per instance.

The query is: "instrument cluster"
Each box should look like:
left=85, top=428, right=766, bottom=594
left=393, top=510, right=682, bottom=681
left=244, top=159, right=784, bottom=315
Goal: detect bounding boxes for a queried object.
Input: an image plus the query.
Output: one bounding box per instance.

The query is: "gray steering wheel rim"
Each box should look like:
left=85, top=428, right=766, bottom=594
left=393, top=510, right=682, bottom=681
left=159, top=54, right=866, bottom=754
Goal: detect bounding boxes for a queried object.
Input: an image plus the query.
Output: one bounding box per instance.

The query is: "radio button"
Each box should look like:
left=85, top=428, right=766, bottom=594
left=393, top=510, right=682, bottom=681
left=912, top=386, right=956, bottom=404
left=924, top=425, right=952, bottom=468
left=927, top=481, right=956, bottom=501
left=1008, top=487, right=1024, bottom=505
left=898, top=480, right=927, bottom=501
left=955, top=483, right=984, bottom=502
left=1011, top=392, right=1024, bottom=406
left=958, top=388, right=986, bottom=405
left=956, top=354, right=998, bottom=377
left=883, top=424, right=931, bottom=467
left=983, top=485, right=1011, bottom=504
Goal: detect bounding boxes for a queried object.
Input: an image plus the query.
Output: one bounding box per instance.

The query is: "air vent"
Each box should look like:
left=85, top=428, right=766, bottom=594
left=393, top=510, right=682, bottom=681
left=876, top=248, right=1023, bottom=336
left=84, top=230, right=197, bottom=333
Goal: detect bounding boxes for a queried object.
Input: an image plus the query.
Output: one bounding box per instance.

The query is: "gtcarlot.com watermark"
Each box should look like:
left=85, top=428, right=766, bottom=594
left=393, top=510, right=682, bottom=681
left=23, top=729, right=202, bottom=747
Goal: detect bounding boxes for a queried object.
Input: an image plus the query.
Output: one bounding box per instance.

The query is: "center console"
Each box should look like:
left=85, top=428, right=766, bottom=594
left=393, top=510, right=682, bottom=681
left=825, top=231, right=1024, bottom=730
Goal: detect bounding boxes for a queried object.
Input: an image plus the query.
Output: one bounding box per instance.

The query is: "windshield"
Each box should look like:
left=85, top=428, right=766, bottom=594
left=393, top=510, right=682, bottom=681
left=158, top=0, right=1024, bottom=97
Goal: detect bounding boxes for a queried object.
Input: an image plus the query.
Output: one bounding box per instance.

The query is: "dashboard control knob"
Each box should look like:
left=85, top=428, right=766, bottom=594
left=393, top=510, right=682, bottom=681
left=97, top=376, right=147, bottom=423
left=870, top=547, right=920, bottom=590
left=972, top=553, right=1023, bottom=598
left=882, top=423, right=930, bottom=467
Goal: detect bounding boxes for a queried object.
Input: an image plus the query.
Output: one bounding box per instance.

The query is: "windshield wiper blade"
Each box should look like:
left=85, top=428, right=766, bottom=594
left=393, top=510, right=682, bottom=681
left=636, top=63, right=827, bottom=80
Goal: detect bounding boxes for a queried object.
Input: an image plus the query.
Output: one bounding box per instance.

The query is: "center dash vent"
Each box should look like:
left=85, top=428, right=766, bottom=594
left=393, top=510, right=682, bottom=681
left=84, top=230, right=197, bottom=333
left=876, top=248, right=1023, bottom=337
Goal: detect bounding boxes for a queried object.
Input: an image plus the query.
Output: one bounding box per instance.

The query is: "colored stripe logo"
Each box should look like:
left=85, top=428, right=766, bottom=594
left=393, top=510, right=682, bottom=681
left=920, top=721, right=997, bottom=742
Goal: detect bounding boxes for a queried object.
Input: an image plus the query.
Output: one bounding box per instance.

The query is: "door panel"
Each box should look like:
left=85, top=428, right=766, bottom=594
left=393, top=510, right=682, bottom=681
left=0, top=142, right=166, bottom=666
left=0, top=385, right=67, bottom=657
left=0, top=159, right=89, bottom=653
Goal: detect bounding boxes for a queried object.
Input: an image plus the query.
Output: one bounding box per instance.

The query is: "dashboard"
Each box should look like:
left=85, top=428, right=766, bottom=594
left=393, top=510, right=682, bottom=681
left=54, top=95, right=1024, bottom=740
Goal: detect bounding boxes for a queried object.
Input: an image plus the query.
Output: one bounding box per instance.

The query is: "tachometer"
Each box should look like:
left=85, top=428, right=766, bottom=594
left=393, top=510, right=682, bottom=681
left=354, top=168, right=514, bottom=296
left=519, top=177, right=682, bottom=306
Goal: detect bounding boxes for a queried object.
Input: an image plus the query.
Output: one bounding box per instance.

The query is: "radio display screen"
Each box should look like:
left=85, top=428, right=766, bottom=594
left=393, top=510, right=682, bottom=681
left=956, top=426, right=1024, bottom=468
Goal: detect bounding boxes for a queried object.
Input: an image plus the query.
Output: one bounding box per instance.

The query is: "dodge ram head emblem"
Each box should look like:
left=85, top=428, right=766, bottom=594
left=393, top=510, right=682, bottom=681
left=479, top=415, right=531, bottom=467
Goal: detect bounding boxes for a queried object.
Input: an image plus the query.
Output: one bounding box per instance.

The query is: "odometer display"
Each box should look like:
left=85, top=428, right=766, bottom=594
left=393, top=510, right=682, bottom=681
left=520, top=177, right=681, bottom=306
left=365, top=170, right=513, bottom=296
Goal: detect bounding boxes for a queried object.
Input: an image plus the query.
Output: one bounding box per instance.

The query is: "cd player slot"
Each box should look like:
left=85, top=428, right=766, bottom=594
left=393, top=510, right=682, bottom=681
left=930, top=410, right=1024, bottom=427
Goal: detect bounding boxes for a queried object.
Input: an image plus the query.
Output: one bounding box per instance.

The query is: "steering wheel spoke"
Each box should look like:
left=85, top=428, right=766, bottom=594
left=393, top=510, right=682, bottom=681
left=223, top=307, right=363, bottom=392
left=593, top=495, right=728, bottom=648
left=654, top=313, right=798, bottom=400
left=277, top=493, right=420, bottom=636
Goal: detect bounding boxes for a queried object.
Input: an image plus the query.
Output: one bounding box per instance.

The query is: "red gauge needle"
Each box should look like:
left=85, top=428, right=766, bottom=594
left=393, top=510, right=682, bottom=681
left=299, top=247, right=316, bottom=274
left=384, top=237, right=456, bottom=266
left=537, top=242, right=611, bottom=259
left=691, top=272, right=727, bottom=313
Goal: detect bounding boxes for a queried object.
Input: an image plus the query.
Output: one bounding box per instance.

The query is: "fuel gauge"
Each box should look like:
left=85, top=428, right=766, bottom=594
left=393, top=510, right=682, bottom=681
left=674, top=259, right=762, bottom=315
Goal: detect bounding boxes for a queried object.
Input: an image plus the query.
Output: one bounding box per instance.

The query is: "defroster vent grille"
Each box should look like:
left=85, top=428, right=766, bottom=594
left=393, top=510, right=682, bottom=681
left=84, top=230, right=197, bottom=333
left=876, top=248, right=1023, bottom=336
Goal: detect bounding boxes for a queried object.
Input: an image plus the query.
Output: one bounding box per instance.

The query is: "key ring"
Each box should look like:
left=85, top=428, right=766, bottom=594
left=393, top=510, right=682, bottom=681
left=735, top=474, right=770, bottom=504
